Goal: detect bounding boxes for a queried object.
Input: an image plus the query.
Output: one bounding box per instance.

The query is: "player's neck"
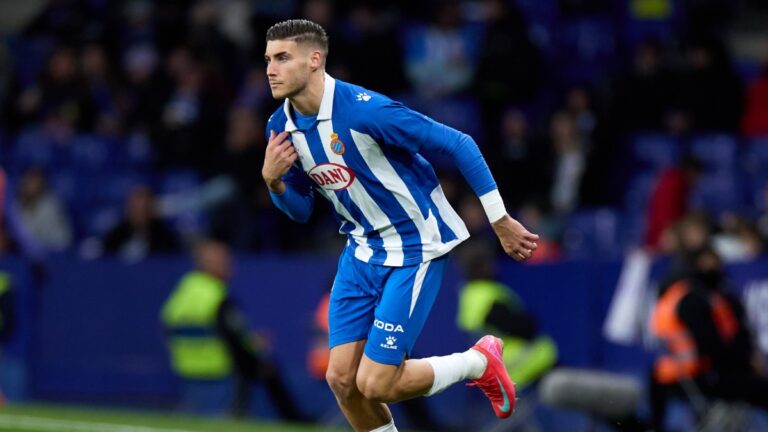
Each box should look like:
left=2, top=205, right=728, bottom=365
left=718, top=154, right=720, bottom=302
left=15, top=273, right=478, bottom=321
left=290, top=71, right=325, bottom=116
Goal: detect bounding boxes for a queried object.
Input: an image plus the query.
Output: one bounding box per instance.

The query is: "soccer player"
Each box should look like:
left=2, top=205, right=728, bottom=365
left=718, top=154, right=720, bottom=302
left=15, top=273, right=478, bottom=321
left=261, top=19, right=540, bottom=432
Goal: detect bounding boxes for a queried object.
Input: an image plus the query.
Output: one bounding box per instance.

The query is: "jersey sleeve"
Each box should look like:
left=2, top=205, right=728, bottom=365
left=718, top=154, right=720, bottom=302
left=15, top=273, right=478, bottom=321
left=364, top=100, right=497, bottom=197
left=269, top=166, right=315, bottom=224
left=265, top=116, right=315, bottom=223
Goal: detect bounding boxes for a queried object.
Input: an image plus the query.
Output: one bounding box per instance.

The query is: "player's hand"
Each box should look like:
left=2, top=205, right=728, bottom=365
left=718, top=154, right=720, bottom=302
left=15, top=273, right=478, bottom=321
left=262, top=130, right=296, bottom=193
left=491, top=214, right=539, bottom=262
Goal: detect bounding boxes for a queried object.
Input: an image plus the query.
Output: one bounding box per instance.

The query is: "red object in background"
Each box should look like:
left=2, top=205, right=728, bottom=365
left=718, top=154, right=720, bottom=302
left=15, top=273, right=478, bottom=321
left=644, top=167, right=691, bottom=249
left=741, top=73, right=768, bottom=137
left=308, top=293, right=331, bottom=380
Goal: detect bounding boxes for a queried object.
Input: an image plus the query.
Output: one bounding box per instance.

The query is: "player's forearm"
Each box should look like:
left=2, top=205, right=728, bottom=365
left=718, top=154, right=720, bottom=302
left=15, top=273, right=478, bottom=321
left=269, top=183, right=314, bottom=223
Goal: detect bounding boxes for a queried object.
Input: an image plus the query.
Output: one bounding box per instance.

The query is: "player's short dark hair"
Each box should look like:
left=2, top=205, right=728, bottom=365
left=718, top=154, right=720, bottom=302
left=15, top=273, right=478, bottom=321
left=266, top=19, right=329, bottom=55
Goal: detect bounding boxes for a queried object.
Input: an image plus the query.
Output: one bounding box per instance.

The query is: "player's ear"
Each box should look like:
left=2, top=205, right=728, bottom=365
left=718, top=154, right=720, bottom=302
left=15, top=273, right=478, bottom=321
left=310, top=50, right=323, bottom=71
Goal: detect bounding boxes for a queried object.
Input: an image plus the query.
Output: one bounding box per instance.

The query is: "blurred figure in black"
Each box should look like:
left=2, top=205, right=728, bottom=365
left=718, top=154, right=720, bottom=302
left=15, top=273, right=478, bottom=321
left=102, top=185, right=179, bottom=260
left=650, top=247, right=768, bottom=431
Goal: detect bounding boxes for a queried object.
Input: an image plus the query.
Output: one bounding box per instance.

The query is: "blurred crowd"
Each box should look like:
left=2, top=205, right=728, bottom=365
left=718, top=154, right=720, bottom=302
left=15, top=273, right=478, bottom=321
left=0, top=0, right=767, bottom=263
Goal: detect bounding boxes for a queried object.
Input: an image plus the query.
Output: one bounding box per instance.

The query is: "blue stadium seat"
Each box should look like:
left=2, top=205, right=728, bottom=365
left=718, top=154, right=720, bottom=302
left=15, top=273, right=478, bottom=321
left=562, top=208, right=621, bottom=259
left=689, top=133, right=738, bottom=172
left=68, top=134, right=115, bottom=172
left=689, top=173, right=748, bottom=215
left=557, top=17, right=617, bottom=84
left=5, top=35, right=55, bottom=87
left=630, top=133, right=680, bottom=172
left=744, top=136, right=768, bottom=177
left=625, top=172, right=658, bottom=212
left=12, top=129, right=61, bottom=174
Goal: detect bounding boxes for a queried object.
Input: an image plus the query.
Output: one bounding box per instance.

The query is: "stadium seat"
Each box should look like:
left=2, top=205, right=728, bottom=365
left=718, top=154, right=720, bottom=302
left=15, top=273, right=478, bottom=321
left=689, top=173, right=748, bottom=215
left=689, top=134, right=738, bottom=172
left=624, top=173, right=658, bottom=212
left=68, top=134, right=114, bottom=172
left=629, top=133, right=680, bottom=172
left=557, top=17, right=617, bottom=84
left=12, top=129, right=60, bottom=174
left=562, top=208, right=621, bottom=259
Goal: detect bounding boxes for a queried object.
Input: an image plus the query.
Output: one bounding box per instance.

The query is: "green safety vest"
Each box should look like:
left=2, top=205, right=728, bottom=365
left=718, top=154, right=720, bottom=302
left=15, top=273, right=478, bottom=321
left=0, top=272, right=10, bottom=333
left=161, top=271, right=232, bottom=379
left=458, top=279, right=557, bottom=389
left=458, top=279, right=520, bottom=333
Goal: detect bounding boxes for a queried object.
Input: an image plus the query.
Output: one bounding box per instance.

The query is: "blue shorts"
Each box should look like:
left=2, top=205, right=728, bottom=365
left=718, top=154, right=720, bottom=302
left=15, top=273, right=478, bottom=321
left=328, top=250, right=449, bottom=365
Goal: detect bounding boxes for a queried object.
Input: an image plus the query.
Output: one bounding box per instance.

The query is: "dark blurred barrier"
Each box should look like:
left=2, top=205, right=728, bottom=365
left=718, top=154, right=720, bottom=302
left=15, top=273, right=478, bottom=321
left=1, top=253, right=767, bottom=426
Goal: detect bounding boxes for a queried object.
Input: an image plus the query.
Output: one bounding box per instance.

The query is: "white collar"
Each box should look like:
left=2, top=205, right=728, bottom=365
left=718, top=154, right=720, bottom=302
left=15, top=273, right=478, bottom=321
left=283, top=73, right=335, bottom=132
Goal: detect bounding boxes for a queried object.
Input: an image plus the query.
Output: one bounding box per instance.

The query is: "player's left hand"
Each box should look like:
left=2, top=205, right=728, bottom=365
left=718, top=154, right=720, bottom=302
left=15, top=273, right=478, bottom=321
left=491, top=215, right=539, bottom=261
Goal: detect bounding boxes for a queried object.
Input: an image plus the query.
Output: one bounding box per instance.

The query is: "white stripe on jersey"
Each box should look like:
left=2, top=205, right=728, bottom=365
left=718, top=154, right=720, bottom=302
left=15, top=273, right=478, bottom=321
left=350, top=130, right=444, bottom=253
left=409, top=260, right=431, bottom=317
left=316, top=120, right=405, bottom=266
left=291, top=131, right=374, bottom=262
left=430, top=185, right=470, bottom=242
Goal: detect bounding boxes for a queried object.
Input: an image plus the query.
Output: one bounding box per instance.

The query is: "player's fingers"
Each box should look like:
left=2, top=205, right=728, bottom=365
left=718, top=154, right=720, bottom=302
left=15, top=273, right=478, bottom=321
left=286, top=152, right=298, bottom=164
left=269, top=131, right=289, bottom=147
left=522, top=240, right=538, bottom=250
left=524, top=232, right=540, bottom=242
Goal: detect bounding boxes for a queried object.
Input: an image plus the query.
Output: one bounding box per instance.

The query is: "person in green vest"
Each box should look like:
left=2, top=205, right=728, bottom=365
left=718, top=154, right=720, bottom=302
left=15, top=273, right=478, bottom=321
left=161, top=240, right=303, bottom=420
left=0, top=271, right=14, bottom=405
left=457, top=242, right=557, bottom=391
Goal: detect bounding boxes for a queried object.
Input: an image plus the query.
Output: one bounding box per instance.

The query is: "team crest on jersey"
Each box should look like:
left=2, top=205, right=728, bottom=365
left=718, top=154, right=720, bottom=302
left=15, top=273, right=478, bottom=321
left=308, top=163, right=356, bottom=191
left=330, top=132, right=345, bottom=155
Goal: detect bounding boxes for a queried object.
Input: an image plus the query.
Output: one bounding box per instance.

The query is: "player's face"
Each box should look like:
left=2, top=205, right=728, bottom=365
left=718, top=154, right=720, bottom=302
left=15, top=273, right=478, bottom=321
left=264, top=40, right=313, bottom=100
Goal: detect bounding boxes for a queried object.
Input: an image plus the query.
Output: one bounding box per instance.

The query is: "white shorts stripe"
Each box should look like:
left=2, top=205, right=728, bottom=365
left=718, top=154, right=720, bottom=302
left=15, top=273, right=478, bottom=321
left=410, top=260, right=431, bottom=317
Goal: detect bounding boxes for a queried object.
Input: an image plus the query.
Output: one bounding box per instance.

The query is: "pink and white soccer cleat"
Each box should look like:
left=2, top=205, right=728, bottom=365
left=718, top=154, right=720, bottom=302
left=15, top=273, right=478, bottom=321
left=467, top=335, right=516, bottom=419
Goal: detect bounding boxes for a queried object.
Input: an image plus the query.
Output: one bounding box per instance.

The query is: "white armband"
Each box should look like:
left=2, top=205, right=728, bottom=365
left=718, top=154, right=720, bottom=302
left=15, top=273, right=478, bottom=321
left=478, top=189, right=507, bottom=223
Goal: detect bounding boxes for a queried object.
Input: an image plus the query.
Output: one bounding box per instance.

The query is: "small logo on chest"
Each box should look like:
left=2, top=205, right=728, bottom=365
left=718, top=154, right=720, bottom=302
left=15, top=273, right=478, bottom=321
left=308, top=163, right=356, bottom=191
left=330, top=132, right=345, bottom=155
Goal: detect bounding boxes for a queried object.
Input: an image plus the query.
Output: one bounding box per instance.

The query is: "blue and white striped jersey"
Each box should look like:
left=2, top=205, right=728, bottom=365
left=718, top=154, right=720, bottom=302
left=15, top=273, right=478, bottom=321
left=267, top=74, right=499, bottom=266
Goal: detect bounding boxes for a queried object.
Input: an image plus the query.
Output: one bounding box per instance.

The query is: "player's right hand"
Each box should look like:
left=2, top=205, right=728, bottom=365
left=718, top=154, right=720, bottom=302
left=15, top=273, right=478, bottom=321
left=262, top=130, right=297, bottom=193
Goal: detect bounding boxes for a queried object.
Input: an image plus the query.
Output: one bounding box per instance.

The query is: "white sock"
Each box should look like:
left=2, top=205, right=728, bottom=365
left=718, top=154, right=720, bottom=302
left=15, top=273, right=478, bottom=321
left=424, top=349, right=487, bottom=396
left=370, top=419, right=398, bottom=432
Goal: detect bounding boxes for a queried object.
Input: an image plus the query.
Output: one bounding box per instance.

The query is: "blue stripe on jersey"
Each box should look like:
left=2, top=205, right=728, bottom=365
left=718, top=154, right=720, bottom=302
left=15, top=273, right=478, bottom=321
left=303, top=127, right=387, bottom=263
left=382, top=147, right=459, bottom=244
left=335, top=128, right=423, bottom=264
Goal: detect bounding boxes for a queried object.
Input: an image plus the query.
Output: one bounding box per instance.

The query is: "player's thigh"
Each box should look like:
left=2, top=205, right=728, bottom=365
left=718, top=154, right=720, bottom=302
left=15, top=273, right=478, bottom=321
left=364, top=255, right=449, bottom=366
left=328, top=252, right=378, bottom=350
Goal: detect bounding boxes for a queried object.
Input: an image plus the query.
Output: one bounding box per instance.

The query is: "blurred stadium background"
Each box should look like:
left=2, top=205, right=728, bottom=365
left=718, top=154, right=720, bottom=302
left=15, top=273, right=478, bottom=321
left=0, top=0, right=767, bottom=431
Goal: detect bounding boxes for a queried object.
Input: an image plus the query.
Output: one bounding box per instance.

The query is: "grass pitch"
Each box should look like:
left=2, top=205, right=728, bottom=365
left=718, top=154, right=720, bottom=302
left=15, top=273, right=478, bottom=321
left=0, top=403, right=345, bottom=432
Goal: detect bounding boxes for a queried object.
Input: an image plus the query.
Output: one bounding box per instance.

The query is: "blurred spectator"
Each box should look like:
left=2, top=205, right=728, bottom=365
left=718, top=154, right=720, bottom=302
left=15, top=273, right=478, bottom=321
left=161, top=240, right=305, bottom=419
left=155, top=46, right=226, bottom=172
left=404, top=0, right=478, bottom=98
left=474, top=0, right=540, bottom=110
left=711, top=212, right=764, bottom=262
left=644, top=156, right=704, bottom=251
left=102, top=185, right=178, bottom=260
left=564, top=86, right=598, bottom=144
left=12, top=46, right=96, bottom=132
left=338, top=3, right=407, bottom=95
left=758, top=183, right=768, bottom=242
left=492, top=108, right=550, bottom=210
left=650, top=247, right=768, bottom=431
left=15, top=167, right=73, bottom=252
left=207, top=107, right=272, bottom=250
left=121, top=43, right=168, bottom=134
left=741, top=58, right=768, bottom=137
left=614, top=39, right=675, bottom=131
left=548, top=111, right=587, bottom=214
left=457, top=240, right=557, bottom=389
left=673, top=37, right=744, bottom=131
left=79, top=43, right=121, bottom=135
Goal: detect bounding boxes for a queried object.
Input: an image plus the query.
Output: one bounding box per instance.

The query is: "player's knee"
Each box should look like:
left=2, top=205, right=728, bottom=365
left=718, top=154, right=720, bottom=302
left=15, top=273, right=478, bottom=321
left=325, top=367, right=358, bottom=402
left=356, top=373, right=396, bottom=403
